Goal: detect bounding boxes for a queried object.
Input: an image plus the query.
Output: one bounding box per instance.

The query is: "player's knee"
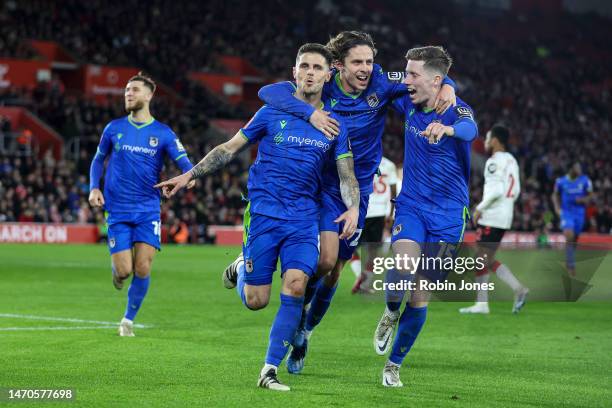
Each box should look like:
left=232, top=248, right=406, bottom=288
left=410, top=300, right=429, bottom=308
left=318, top=253, right=337, bottom=274
left=113, top=262, right=132, bottom=278
left=323, top=267, right=341, bottom=287
left=283, top=278, right=307, bottom=297
left=133, top=259, right=152, bottom=278
left=245, top=293, right=269, bottom=310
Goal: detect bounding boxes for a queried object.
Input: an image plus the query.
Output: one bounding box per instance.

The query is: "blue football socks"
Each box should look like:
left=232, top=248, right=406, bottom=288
left=305, top=281, right=337, bottom=331
left=388, top=305, right=428, bottom=366
left=265, top=293, right=304, bottom=366
left=124, top=274, right=150, bottom=321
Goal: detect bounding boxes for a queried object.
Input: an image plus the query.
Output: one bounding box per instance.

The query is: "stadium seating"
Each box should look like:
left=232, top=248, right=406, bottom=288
left=0, top=0, right=610, bottom=235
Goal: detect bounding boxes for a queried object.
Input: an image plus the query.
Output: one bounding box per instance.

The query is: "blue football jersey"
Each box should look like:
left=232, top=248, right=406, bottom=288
left=240, top=102, right=352, bottom=221
left=320, top=64, right=406, bottom=195
left=394, top=96, right=478, bottom=215
left=556, top=174, right=592, bottom=214
left=91, top=116, right=193, bottom=213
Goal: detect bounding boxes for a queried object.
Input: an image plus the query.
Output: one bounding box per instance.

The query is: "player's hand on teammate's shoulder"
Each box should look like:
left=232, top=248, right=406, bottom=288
left=309, top=110, right=340, bottom=140
left=88, top=188, right=105, bottom=208
left=335, top=207, right=359, bottom=239
left=154, top=172, right=192, bottom=198
left=434, top=84, right=457, bottom=114
left=423, top=122, right=453, bottom=144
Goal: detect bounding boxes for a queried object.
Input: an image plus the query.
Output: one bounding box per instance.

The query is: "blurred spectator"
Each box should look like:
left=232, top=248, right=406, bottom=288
left=0, top=0, right=609, bottom=234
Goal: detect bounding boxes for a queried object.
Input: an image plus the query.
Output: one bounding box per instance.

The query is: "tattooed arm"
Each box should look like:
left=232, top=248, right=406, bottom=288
left=155, top=132, right=249, bottom=197
left=335, top=156, right=360, bottom=239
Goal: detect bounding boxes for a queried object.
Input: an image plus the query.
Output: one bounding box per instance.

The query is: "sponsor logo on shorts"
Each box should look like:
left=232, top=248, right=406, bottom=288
left=109, top=238, right=116, bottom=248
left=245, top=258, right=253, bottom=273
left=393, top=224, right=402, bottom=236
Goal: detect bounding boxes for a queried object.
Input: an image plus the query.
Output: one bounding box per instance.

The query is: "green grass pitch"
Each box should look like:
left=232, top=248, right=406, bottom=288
left=0, top=244, right=611, bottom=407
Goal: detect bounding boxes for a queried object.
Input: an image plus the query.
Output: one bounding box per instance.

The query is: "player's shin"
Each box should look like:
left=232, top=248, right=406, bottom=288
left=388, top=304, right=428, bottom=366
left=303, top=274, right=320, bottom=306
left=124, top=274, right=150, bottom=321
left=476, top=267, right=489, bottom=303
left=566, top=241, right=577, bottom=270
left=304, top=280, right=337, bottom=336
left=385, top=268, right=406, bottom=312
left=265, top=294, right=305, bottom=367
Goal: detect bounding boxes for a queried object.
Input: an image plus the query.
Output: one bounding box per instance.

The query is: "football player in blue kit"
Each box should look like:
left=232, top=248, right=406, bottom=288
left=374, top=46, right=478, bottom=387
left=552, top=162, right=594, bottom=276
left=89, top=72, right=194, bottom=336
left=154, top=44, right=360, bottom=391
left=254, top=31, right=458, bottom=375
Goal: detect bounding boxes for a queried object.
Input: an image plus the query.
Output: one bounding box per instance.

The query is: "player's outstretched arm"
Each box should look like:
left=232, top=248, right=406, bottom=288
left=336, top=157, right=360, bottom=239
left=258, top=82, right=339, bottom=139
left=258, top=82, right=316, bottom=122
left=155, top=132, right=248, bottom=198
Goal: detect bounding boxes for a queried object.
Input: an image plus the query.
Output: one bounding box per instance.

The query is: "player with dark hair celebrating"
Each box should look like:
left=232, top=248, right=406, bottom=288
left=460, top=124, right=528, bottom=315
left=89, top=72, right=194, bottom=336
left=156, top=44, right=359, bottom=391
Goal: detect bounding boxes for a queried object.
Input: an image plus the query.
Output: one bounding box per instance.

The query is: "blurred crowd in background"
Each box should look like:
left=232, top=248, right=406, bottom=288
left=1, top=0, right=611, bottom=240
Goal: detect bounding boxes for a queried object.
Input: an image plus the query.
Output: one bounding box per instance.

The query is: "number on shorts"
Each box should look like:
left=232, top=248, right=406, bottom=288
left=435, top=241, right=456, bottom=258
left=349, top=228, right=363, bottom=247
left=151, top=221, right=161, bottom=237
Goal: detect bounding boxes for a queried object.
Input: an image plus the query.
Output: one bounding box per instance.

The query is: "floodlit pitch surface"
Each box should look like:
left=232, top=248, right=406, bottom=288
left=1, top=244, right=610, bottom=407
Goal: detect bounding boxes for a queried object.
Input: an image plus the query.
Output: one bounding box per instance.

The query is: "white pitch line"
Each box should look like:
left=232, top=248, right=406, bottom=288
left=0, top=326, right=118, bottom=331
left=0, top=313, right=150, bottom=328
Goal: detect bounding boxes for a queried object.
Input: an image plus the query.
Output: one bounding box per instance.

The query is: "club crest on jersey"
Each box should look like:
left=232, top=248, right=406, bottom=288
left=149, top=137, right=159, bottom=147
left=393, top=224, right=402, bottom=236
left=367, top=92, right=380, bottom=108
left=487, top=163, right=497, bottom=174
left=109, top=238, right=116, bottom=248
left=245, top=258, right=254, bottom=273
